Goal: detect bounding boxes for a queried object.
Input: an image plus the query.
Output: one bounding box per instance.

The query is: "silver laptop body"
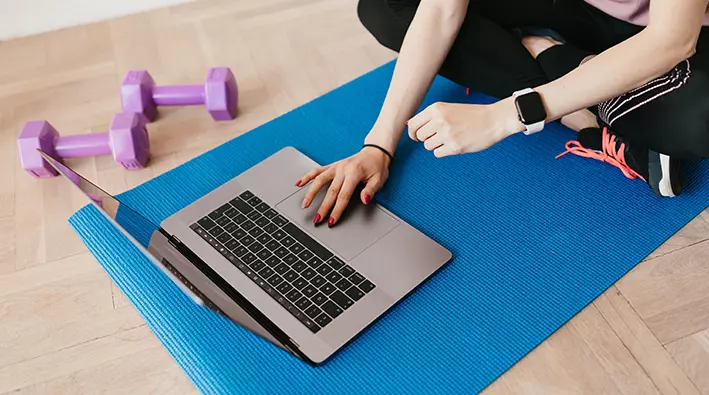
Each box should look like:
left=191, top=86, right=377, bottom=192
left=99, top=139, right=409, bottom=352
left=42, top=147, right=451, bottom=365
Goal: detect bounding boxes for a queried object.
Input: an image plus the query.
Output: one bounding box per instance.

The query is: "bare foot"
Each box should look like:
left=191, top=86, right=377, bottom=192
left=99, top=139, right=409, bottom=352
left=560, top=109, right=599, bottom=132
left=521, top=35, right=563, bottom=59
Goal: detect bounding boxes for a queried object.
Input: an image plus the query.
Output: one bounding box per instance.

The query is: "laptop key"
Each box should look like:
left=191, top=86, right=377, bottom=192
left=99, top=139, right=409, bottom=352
left=256, top=202, right=270, bottom=213
left=297, top=314, right=320, bottom=333
left=240, top=235, right=255, bottom=246
left=320, top=283, right=336, bottom=295
left=231, top=228, right=246, bottom=239
left=249, top=227, right=264, bottom=237
left=224, top=222, right=239, bottom=234
left=296, top=296, right=312, bottom=311
left=305, top=305, right=322, bottom=319
left=225, top=239, right=239, bottom=251
left=255, top=217, right=269, bottom=227
left=272, top=215, right=289, bottom=227
left=265, top=240, right=280, bottom=251
left=326, top=271, right=342, bottom=284
left=248, top=242, right=264, bottom=254
left=346, top=286, right=365, bottom=301
left=277, top=282, right=293, bottom=294
left=274, top=246, right=289, bottom=258
left=283, top=254, right=298, bottom=266
left=197, top=217, right=216, bottom=230
left=233, top=245, right=248, bottom=257
left=217, top=233, right=231, bottom=243
left=316, top=264, right=332, bottom=276
left=247, top=196, right=263, bottom=206
left=241, top=220, right=255, bottom=231
left=339, top=265, right=354, bottom=277
left=257, top=249, right=272, bottom=261
left=322, top=301, right=343, bottom=318
left=247, top=210, right=262, bottom=221
left=289, top=243, right=304, bottom=254
left=327, top=256, right=345, bottom=270
left=283, top=270, right=298, bottom=282
left=359, top=280, right=375, bottom=293
left=335, top=278, right=352, bottom=291
left=215, top=216, right=230, bottom=227
left=311, top=293, right=327, bottom=306
left=257, top=234, right=272, bottom=245
left=250, top=260, right=265, bottom=272
left=292, top=261, right=307, bottom=273
left=264, top=208, right=278, bottom=219
left=233, top=214, right=247, bottom=225
left=242, top=253, right=256, bottom=265
left=281, top=236, right=295, bottom=247
left=302, top=285, right=317, bottom=298
left=266, top=256, right=281, bottom=267
left=311, top=275, right=326, bottom=287
left=286, top=289, right=302, bottom=302
left=263, top=223, right=277, bottom=234
left=268, top=275, right=284, bottom=287
left=307, top=256, right=324, bottom=268
left=282, top=223, right=333, bottom=261
left=349, top=272, right=364, bottom=285
left=239, top=190, right=254, bottom=201
left=224, top=208, right=238, bottom=218
left=298, top=250, right=314, bottom=261
left=259, top=267, right=274, bottom=279
left=301, top=268, right=316, bottom=280
left=272, top=229, right=286, bottom=240
left=274, top=263, right=289, bottom=275
left=292, top=277, right=307, bottom=290
left=208, top=227, right=224, bottom=237
left=315, top=313, right=332, bottom=327
left=331, top=291, right=354, bottom=310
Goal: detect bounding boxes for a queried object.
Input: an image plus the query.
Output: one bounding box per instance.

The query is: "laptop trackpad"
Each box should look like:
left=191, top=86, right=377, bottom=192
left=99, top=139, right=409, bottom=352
left=276, top=188, right=399, bottom=261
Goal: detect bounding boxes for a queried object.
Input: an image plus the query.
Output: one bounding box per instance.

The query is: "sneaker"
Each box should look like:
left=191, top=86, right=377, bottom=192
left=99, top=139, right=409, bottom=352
left=556, top=127, right=683, bottom=197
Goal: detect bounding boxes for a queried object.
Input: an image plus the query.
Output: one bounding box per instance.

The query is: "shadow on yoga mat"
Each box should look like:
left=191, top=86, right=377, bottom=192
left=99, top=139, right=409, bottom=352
left=69, top=61, right=709, bottom=394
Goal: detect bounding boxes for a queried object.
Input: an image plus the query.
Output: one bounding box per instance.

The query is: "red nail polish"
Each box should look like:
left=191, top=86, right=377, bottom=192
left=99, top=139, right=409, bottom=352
left=364, top=194, right=371, bottom=204
left=328, top=217, right=335, bottom=227
left=313, top=214, right=321, bottom=223
left=295, top=180, right=302, bottom=187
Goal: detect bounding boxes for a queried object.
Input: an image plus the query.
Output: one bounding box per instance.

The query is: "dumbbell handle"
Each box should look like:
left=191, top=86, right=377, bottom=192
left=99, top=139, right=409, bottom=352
left=55, top=133, right=111, bottom=158
left=152, top=85, right=205, bottom=106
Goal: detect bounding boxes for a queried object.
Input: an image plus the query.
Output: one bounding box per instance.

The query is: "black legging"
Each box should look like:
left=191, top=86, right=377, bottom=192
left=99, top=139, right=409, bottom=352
left=357, top=0, right=709, bottom=159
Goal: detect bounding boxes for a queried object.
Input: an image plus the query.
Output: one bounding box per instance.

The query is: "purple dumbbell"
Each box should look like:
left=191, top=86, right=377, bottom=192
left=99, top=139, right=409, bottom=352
left=121, top=67, right=238, bottom=122
left=17, top=113, right=150, bottom=178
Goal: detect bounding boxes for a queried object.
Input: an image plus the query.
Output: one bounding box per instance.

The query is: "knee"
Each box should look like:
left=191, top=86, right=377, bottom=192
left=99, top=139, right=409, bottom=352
left=357, top=0, right=409, bottom=52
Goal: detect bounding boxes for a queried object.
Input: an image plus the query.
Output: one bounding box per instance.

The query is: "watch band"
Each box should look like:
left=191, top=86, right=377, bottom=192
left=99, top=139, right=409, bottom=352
left=513, top=88, right=545, bottom=135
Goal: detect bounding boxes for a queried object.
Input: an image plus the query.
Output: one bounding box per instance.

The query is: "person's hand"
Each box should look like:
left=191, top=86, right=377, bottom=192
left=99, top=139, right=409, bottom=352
left=296, top=147, right=391, bottom=226
left=407, top=100, right=523, bottom=157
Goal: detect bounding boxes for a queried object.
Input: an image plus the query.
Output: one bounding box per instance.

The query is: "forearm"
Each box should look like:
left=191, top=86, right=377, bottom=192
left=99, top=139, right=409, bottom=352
left=365, top=0, right=468, bottom=153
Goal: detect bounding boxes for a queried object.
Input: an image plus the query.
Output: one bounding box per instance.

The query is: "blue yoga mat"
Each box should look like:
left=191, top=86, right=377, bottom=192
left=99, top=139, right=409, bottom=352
left=69, top=62, right=709, bottom=394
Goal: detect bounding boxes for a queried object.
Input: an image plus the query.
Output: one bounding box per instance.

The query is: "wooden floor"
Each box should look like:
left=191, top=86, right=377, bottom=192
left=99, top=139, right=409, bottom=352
left=1, top=0, right=708, bottom=393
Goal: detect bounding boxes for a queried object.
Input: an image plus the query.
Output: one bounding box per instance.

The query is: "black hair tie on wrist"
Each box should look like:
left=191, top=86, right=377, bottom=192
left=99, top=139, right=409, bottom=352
left=362, top=144, right=394, bottom=162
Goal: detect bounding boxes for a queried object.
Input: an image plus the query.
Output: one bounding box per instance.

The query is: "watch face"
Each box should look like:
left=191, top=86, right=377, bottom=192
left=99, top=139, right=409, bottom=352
left=515, top=92, right=547, bottom=124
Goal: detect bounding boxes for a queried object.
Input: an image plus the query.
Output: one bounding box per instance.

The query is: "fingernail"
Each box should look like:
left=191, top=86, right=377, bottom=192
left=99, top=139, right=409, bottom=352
left=302, top=200, right=307, bottom=209
left=328, top=217, right=335, bottom=227
left=364, top=194, right=371, bottom=204
left=313, top=214, right=321, bottom=224
left=295, top=180, right=302, bottom=187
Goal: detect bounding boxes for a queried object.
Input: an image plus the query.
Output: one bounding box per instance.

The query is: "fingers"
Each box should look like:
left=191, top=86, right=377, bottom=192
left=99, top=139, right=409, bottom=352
left=301, top=167, right=335, bottom=209
left=328, top=177, right=359, bottom=226
left=433, top=144, right=456, bottom=158
left=423, top=132, right=444, bottom=151
left=314, top=173, right=344, bottom=224
left=360, top=175, right=383, bottom=205
left=407, top=106, right=433, bottom=141
left=296, top=165, right=328, bottom=187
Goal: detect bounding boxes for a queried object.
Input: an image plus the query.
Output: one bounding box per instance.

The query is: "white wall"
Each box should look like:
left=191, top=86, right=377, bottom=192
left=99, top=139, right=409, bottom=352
left=0, top=0, right=196, bottom=40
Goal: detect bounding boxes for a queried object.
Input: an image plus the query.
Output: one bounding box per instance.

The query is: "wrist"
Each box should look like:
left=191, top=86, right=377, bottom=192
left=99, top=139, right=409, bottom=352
left=365, top=123, right=400, bottom=154
left=493, top=97, right=526, bottom=138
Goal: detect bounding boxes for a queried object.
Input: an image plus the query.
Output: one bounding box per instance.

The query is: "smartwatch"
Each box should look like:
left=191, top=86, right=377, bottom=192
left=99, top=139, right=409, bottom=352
left=513, top=88, right=547, bottom=135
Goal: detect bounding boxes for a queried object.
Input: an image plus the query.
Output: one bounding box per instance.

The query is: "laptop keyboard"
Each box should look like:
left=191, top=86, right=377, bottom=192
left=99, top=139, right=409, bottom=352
left=189, top=190, right=376, bottom=333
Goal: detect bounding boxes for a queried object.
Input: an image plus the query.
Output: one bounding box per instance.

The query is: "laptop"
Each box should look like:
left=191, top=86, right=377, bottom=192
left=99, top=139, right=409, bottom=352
left=41, top=147, right=451, bottom=365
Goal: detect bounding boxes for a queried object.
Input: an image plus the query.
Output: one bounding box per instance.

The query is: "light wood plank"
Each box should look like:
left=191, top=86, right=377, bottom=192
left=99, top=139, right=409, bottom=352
left=617, top=240, right=709, bottom=345
left=594, top=286, right=701, bottom=395
left=666, top=329, right=709, bottom=395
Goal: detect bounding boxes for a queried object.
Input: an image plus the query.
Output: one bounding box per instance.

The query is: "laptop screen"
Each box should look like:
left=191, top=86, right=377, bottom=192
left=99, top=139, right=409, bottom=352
left=38, top=149, right=203, bottom=304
